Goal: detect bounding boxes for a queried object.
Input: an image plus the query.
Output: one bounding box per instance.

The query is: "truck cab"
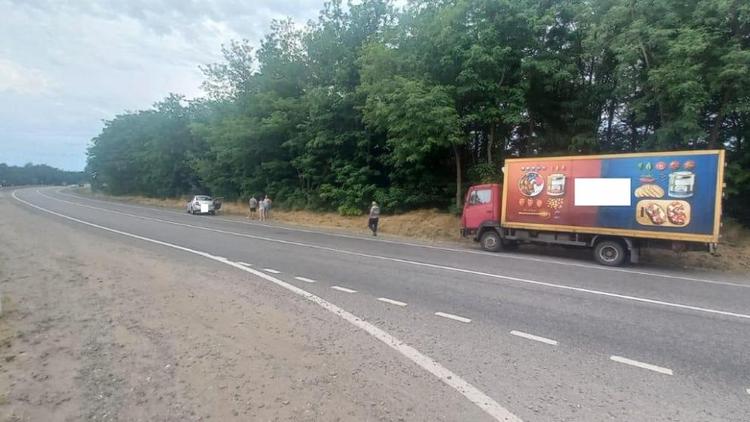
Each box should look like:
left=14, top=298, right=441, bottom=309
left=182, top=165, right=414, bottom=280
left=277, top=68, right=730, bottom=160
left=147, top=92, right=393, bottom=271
left=461, top=183, right=502, bottom=239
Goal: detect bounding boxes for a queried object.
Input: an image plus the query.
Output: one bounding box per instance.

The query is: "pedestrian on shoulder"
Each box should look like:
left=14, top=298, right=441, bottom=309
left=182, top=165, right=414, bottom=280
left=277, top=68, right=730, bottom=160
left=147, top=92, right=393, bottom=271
left=259, top=196, right=266, bottom=221
left=368, top=201, right=380, bottom=236
left=248, top=196, right=258, bottom=220
left=263, top=195, right=273, bottom=220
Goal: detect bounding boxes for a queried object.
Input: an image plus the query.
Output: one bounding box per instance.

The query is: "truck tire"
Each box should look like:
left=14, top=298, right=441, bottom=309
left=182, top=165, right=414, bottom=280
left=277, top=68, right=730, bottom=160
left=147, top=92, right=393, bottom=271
left=593, top=239, right=626, bottom=266
left=480, top=230, right=503, bottom=252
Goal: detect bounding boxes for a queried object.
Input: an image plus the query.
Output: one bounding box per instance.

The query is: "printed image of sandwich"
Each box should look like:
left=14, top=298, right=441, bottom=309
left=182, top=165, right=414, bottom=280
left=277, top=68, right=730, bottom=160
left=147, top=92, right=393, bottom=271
left=667, top=201, right=688, bottom=226
left=644, top=202, right=667, bottom=225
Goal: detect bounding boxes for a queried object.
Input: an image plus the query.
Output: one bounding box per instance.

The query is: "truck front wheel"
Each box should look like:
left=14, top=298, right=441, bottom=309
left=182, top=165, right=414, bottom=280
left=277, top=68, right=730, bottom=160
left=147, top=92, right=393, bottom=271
left=593, top=240, right=626, bottom=266
left=480, top=230, right=503, bottom=252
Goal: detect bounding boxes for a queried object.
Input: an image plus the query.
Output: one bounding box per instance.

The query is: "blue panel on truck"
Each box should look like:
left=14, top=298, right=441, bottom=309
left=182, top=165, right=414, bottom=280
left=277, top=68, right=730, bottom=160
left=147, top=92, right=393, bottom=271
left=596, top=153, right=719, bottom=235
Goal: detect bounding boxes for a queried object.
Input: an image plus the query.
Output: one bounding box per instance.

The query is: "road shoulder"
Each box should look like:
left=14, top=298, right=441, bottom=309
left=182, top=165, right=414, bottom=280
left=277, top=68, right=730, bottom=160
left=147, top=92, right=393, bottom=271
left=0, top=195, right=487, bottom=421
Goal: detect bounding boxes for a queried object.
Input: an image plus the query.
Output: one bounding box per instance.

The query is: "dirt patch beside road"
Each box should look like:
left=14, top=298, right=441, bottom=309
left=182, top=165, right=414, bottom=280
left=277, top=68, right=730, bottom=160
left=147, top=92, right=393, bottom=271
left=0, top=195, right=486, bottom=421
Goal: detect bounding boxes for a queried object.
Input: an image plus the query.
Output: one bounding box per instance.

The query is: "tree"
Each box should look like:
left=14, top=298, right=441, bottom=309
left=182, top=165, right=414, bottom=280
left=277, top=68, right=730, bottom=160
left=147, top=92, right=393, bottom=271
left=0, top=163, right=84, bottom=186
left=84, top=0, right=750, bottom=225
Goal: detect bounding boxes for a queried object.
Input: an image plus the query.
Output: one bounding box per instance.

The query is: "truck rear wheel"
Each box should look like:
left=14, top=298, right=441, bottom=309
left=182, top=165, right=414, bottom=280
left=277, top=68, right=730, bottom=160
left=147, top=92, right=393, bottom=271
left=480, top=230, right=503, bottom=252
left=593, top=239, right=626, bottom=266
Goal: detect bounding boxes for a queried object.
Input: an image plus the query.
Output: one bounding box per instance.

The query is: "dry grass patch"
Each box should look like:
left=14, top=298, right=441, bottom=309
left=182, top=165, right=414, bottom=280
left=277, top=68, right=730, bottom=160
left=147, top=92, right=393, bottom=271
left=270, top=208, right=461, bottom=241
left=642, top=218, right=750, bottom=273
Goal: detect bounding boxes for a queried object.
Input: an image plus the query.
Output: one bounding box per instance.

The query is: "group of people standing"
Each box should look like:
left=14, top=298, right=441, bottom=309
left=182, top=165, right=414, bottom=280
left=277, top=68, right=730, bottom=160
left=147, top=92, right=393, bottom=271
left=247, top=195, right=272, bottom=221
left=247, top=196, right=381, bottom=236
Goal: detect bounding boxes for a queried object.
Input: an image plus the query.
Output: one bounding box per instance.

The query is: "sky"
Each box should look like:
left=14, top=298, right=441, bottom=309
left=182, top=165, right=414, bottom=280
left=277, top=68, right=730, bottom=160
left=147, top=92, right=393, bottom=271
left=0, top=0, right=326, bottom=171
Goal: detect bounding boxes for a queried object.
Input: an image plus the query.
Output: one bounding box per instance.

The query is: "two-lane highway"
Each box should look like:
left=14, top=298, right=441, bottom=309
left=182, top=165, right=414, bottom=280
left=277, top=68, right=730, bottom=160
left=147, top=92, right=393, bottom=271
left=12, top=187, right=750, bottom=421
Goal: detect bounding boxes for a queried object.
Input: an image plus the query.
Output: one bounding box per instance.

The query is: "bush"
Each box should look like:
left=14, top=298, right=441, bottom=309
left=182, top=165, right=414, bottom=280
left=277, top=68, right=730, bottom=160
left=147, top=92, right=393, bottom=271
left=319, top=182, right=376, bottom=215
left=337, top=204, right=363, bottom=216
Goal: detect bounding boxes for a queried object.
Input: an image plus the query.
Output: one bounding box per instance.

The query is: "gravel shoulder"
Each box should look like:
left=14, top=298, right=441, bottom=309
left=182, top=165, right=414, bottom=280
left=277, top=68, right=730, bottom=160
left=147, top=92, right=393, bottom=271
left=0, top=194, right=487, bottom=421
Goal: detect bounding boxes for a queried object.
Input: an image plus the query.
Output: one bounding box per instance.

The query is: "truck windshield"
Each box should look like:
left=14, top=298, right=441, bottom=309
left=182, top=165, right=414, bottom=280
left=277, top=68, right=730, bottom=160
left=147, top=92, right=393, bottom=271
left=468, top=189, right=491, bottom=205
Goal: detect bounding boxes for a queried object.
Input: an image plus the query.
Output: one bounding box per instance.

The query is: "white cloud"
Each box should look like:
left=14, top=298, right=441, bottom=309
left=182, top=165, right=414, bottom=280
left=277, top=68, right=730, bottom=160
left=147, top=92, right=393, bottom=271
left=0, top=59, right=52, bottom=95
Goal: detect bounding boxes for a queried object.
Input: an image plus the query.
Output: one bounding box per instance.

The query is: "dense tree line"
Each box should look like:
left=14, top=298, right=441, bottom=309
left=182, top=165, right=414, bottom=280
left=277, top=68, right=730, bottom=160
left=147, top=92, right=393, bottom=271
left=0, top=163, right=85, bottom=186
left=86, top=0, right=750, bottom=223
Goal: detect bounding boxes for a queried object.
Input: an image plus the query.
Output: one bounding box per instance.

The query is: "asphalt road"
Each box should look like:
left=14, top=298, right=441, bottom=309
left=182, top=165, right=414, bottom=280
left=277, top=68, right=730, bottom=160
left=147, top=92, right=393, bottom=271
left=9, top=187, right=750, bottom=421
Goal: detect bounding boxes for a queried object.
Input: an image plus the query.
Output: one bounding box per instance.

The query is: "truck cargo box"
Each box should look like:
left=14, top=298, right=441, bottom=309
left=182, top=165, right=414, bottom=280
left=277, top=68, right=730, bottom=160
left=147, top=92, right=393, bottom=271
left=501, top=150, right=725, bottom=243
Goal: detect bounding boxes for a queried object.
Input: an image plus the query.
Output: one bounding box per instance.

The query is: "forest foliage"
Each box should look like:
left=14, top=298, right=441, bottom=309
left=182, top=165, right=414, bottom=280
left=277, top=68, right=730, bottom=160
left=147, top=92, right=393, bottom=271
left=85, top=0, right=750, bottom=223
left=0, top=163, right=84, bottom=187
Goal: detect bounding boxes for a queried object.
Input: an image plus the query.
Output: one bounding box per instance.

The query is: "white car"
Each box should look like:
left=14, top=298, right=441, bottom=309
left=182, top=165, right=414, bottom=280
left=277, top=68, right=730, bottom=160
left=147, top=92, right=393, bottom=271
left=186, top=195, right=218, bottom=215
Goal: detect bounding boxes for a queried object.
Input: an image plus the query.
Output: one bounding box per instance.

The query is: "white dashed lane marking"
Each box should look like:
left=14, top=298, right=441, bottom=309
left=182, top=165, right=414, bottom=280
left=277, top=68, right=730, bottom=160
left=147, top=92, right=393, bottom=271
left=262, top=268, right=281, bottom=274
left=610, top=356, right=673, bottom=375
left=510, top=330, right=558, bottom=346
left=331, top=286, right=357, bottom=293
left=435, top=312, right=472, bottom=323
left=294, top=276, right=317, bottom=283
left=377, top=297, right=407, bottom=307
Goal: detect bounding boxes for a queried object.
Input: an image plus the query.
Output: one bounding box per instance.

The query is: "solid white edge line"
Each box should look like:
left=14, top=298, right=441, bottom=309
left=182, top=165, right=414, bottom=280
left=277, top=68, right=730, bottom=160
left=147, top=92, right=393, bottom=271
left=331, top=286, right=357, bottom=293
left=56, top=189, right=748, bottom=290
left=35, top=189, right=750, bottom=321
left=509, top=330, right=558, bottom=346
left=377, top=297, right=407, bottom=307
left=294, top=276, right=316, bottom=283
left=609, top=355, right=673, bottom=375
left=237, top=262, right=252, bottom=267
left=12, top=189, right=522, bottom=422
left=263, top=268, right=281, bottom=274
left=435, top=312, right=472, bottom=323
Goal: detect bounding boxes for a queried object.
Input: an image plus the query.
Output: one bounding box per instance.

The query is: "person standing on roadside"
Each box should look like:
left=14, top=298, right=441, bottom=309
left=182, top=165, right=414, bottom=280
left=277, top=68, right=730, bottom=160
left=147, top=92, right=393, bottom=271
left=263, top=195, right=273, bottom=220
left=258, top=196, right=266, bottom=221
left=248, top=196, right=258, bottom=220
left=368, top=201, right=380, bottom=236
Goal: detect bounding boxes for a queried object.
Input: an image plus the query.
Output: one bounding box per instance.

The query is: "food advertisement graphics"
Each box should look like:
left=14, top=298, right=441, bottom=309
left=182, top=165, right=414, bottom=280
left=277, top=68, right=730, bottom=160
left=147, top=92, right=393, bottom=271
left=504, top=152, right=721, bottom=237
